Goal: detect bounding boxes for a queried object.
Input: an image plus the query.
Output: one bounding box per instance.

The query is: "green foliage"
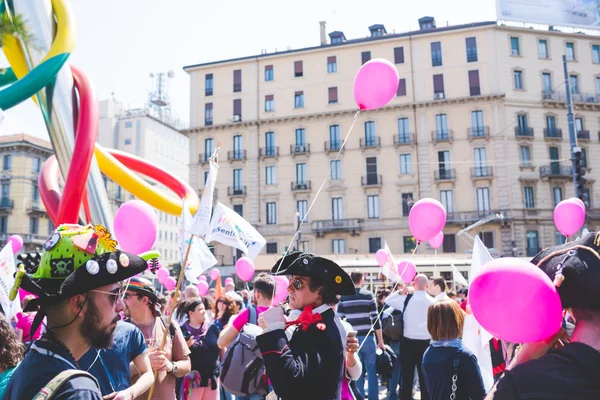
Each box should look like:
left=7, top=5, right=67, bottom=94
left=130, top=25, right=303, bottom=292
left=0, top=13, right=32, bottom=48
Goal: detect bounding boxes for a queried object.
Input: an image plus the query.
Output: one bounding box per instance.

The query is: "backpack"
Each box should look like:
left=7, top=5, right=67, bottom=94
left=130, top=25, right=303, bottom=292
left=382, top=294, right=413, bottom=341
left=33, top=370, right=99, bottom=400
left=219, top=307, right=268, bottom=396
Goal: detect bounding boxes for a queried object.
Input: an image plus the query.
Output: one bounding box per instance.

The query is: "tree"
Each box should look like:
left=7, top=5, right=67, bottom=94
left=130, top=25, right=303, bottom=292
left=0, top=13, right=32, bottom=48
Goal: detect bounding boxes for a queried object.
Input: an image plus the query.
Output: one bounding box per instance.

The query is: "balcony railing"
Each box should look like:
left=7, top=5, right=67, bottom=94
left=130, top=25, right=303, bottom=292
left=290, top=144, right=311, bottom=155
left=543, top=128, right=562, bottom=139
left=514, top=127, right=534, bottom=138
left=227, top=150, right=247, bottom=162
left=468, top=126, right=490, bottom=140
left=324, top=141, right=343, bottom=153
left=577, top=130, right=590, bottom=140
left=432, top=130, right=453, bottom=143
left=227, top=186, right=247, bottom=197
left=361, top=174, right=382, bottom=186
left=360, top=137, right=381, bottom=149
left=394, top=133, right=414, bottom=146
left=311, top=218, right=364, bottom=235
left=291, top=181, right=311, bottom=192
left=0, top=198, right=14, bottom=209
left=539, top=164, right=572, bottom=179
left=471, top=166, right=493, bottom=178
left=259, top=146, right=279, bottom=158
left=27, top=200, right=45, bottom=212
left=434, top=168, right=456, bottom=181
left=198, top=154, right=212, bottom=165
left=446, top=210, right=510, bottom=225
left=542, top=91, right=600, bottom=104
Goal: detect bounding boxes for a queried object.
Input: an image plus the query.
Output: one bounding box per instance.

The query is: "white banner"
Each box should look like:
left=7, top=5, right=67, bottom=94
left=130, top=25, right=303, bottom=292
left=181, top=201, right=218, bottom=284
left=205, top=202, right=266, bottom=260
left=190, top=160, right=218, bottom=237
left=451, top=264, right=470, bottom=288
left=380, top=241, right=401, bottom=282
left=496, top=0, right=600, bottom=30
left=471, top=235, right=493, bottom=282
left=0, top=243, right=20, bottom=320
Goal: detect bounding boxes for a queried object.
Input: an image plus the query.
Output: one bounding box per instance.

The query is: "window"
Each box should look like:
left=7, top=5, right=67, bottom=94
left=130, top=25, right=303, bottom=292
left=3, top=155, right=11, bottom=171
left=204, top=138, right=214, bottom=161
left=510, top=37, right=520, bottom=56
left=593, top=45, right=600, bottom=64
left=553, top=187, right=563, bottom=207
left=233, top=69, right=242, bottom=92
left=0, top=216, right=7, bottom=234
left=369, top=238, right=382, bottom=253
left=520, top=146, right=532, bottom=166
left=332, top=239, right=345, bottom=254
left=526, top=231, right=539, bottom=256
left=265, top=65, right=274, bottom=81
left=443, top=234, right=457, bottom=253
left=402, top=193, right=413, bottom=217
left=538, top=40, right=548, bottom=59
left=481, top=232, right=494, bottom=249
left=468, top=70, right=481, bottom=96
left=204, top=103, right=213, bottom=126
left=476, top=187, right=491, bottom=211
left=124, top=138, right=132, bottom=145
left=29, top=216, right=39, bottom=234
left=399, top=154, right=412, bottom=175
left=205, top=73, right=213, bottom=96
left=403, top=236, right=416, bottom=253
left=328, top=87, right=338, bottom=104
left=398, top=118, right=410, bottom=142
left=32, top=184, right=39, bottom=201
left=1, top=183, right=9, bottom=200
left=33, top=157, right=41, bottom=173
left=266, top=243, right=278, bottom=254
left=297, top=200, right=308, bottom=222
left=265, top=132, right=275, bottom=155
left=575, top=117, right=584, bottom=133
left=524, top=186, right=535, bottom=208
left=514, top=70, right=523, bottom=89
left=329, top=125, right=340, bottom=150
left=332, top=198, right=343, bottom=220
left=233, top=204, right=243, bottom=217
left=296, top=163, right=307, bottom=184
left=124, top=121, right=132, bottom=128
left=566, top=42, right=575, bottom=61
left=394, top=47, right=404, bottom=64
left=440, top=190, right=454, bottom=212
left=365, top=157, right=378, bottom=182
left=471, top=110, right=485, bottom=136
left=327, top=56, right=337, bottom=73
left=433, top=74, right=445, bottom=98
left=265, top=166, right=276, bottom=185
left=570, top=75, right=579, bottom=94
left=517, top=114, right=529, bottom=133
left=265, top=95, right=274, bottom=112
left=474, top=147, right=488, bottom=176
left=542, top=73, right=552, bottom=92
left=233, top=169, right=242, bottom=190
left=435, top=114, right=448, bottom=137
left=233, top=135, right=243, bottom=158
left=555, top=231, right=564, bottom=245
left=294, top=91, right=304, bottom=108
left=330, top=160, right=342, bottom=180
left=431, top=42, right=442, bottom=66
left=582, top=187, right=591, bottom=207
left=266, top=202, right=277, bottom=224
left=361, top=51, right=371, bottom=65
left=437, top=150, right=451, bottom=179
left=295, top=129, right=306, bottom=146
left=546, top=115, right=557, bottom=132
left=233, top=99, right=242, bottom=120
left=597, top=77, right=600, bottom=95
left=367, top=195, right=380, bottom=219
left=294, top=61, right=303, bottom=77
left=364, top=121, right=376, bottom=145
left=581, top=148, right=588, bottom=168
left=397, top=79, right=407, bottom=97
left=466, top=37, right=477, bottom=62
left=115, top=186, right=122, bottom=200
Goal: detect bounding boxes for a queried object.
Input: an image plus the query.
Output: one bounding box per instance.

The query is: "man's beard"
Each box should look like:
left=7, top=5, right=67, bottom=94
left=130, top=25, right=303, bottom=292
left=80, top=298, right=119, bottom=348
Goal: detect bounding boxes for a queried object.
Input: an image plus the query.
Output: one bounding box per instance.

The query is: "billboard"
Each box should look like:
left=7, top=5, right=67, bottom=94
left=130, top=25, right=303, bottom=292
left=496, top=0, right=600, bottom=30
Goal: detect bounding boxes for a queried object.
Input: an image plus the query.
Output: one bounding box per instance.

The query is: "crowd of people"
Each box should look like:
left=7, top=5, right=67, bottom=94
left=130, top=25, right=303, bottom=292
left=0, top=224, right=599, bottom=399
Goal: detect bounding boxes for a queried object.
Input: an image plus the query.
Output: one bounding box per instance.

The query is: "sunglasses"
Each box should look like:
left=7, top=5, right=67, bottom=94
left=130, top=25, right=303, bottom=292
left=289, top=277, right=305, bottom=291
left=91, top=288, right=125, bottom=305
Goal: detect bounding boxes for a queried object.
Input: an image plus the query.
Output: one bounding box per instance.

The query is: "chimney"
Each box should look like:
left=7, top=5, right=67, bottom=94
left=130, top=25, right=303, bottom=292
left=319, top=21, right=327, bottom=45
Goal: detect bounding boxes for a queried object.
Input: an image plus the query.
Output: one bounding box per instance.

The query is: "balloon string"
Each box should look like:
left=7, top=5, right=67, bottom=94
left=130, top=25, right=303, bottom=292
left=271, top=110, right=362, bottom=302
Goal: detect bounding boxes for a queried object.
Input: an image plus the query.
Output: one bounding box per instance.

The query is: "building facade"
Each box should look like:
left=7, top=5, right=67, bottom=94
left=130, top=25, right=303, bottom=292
left=183, top=18, right=600, bottom=275
left=0, top=134, right=54, bottom=252
left=98, top=99, right=190, bottom=265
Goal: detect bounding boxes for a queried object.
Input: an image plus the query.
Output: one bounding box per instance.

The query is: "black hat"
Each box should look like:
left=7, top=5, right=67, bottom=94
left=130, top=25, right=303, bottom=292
left=271, top=252, right=355, bottom=295
left=531, top=231, right=600, bottom=310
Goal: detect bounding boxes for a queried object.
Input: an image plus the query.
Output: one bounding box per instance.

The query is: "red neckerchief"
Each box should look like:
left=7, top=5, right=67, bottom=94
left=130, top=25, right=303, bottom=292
left=285, top=305, right=326, bottom=332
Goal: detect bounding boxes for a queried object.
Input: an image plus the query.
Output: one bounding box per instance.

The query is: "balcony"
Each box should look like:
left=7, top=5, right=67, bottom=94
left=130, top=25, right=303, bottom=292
left=471, top=166, right=493, bottom=179
left=361, top=174, right=382, bottom=187
left=542, top=91, right=600, bottom=105
left=23, top=234, right=47, bottom=245
left=434, top=92, right=445, bottom=100
left=577, top=130, right=590, bottom=140
left=468, top=126, right=490, bottom=141
left=393, top=133, right=414, bottom=146
left=291, top=181, right=311, bottom=192
left=227, top=150, right=247, bottom=162
left=539, top=164, right=572, bottom=179
left=227, top=186, right=247, bottom=197
left=198, top=154, right=211, bottom=165
left=434, top=168, right=456, bottom=181
left=0, top=198, right=14, bottom=210
left=446, top=210, right=510, bottom=226
left=26, top=200, right=45, bottom=213
left=543, top=128, right=562, bottom=140
left=290, top=144, right=310, bottom=156
left=432, top=130, right=453, bottom=144
left=311, top=218, right=364, bottom=237
left=259, top=146, right=279, bottom=159
left=360, top=137, right=380, bottom=150
left=514, top=127, right=534, bottom=139
left=324, top=141, right=343, bottom=153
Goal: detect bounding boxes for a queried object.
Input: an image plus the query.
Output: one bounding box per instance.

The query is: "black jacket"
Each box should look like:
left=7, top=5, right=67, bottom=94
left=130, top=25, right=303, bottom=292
left=180, top=323, right=220, bottom=389
left=256, top=308, right=344, bottom=400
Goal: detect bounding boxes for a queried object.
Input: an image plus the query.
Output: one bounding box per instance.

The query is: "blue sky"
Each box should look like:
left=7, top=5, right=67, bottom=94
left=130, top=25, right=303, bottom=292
left=0, top=0, right=496, bottom=140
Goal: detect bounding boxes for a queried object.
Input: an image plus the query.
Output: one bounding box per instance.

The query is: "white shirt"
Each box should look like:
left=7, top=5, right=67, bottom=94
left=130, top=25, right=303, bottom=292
left=434, top=292, right=449, bottom=301
left=403, top=290, right=435, bottom=340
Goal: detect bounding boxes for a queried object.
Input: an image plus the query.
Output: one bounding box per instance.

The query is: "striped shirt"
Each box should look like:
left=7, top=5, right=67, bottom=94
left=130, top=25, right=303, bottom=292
left=337, top=288, right=380, bottom=336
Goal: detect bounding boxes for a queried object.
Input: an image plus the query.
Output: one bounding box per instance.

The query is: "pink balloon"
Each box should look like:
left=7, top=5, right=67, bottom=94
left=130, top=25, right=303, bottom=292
left=353, top=59, right=399, bottom=110
left=469, top=258, right=562, bottom=343
left=408, top=198, right=447, bottom=242
left=236, top=257, right=255, bottom=282
left=553, top=199, right=585, bottom=236
left=210, top=268, right=220, bottom=281
left=568, top=197, right=585, bottom=212
left=157, top=267, right=169, bottom=283
left=196, top=280, right=209, bottom=296
left=398, top=261, right=417, bottom=284
left=198, top=275, right=207, bottom=281
left=429, top=231, right=444, bottom=250
left=375, top=249, right=389, bottom=267
left=164, top=276, right=177, bottom=291
left=272, top=276, right=289, bottom=306
left=7, top=235, right=23, bottom=253
left=114, top=200, right=157, bottom=254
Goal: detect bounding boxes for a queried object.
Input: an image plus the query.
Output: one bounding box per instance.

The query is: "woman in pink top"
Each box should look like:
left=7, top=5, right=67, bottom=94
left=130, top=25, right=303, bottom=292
left=15, top=295, right=42, bottom=344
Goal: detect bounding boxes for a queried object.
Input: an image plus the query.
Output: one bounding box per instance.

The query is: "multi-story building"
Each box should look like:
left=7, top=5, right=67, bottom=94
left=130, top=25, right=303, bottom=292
left=98, top=99, right=190, bottom=265
left=0, top=134, right=54, bottom=252
left=183, top=17, right=600, bottom=283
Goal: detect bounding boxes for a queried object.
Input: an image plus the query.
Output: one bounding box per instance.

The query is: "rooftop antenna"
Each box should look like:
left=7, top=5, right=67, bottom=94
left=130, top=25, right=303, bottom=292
left=147, top=70, right=175, bottom=125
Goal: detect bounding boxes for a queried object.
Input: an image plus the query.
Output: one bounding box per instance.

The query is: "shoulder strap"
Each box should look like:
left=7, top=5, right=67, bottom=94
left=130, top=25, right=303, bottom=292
left=248, top=306, right=257, bottom=325
left=33, top=370, right=99, bottom=400
left=449, top=348, right=463, bottom=400
left=402, top=294, right=413, bottom=313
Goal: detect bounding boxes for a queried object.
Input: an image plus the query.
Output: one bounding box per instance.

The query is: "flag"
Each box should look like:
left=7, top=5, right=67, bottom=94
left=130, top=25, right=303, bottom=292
left=471, top=235, right=493, bottom=282
left=205, top=202, right=266, bottom=260
left=380, top=241, right=401, bottom=282
left=189, top=159, right=218, bottom=237
left=451, top=264, right=470, bottom=288
left=180, top=200, right=217, bottom=284
left=215, top=275, right=223, bottom=299
left=0, top=243, right=20, bottom=320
